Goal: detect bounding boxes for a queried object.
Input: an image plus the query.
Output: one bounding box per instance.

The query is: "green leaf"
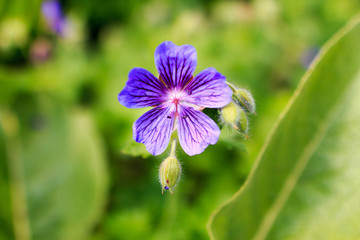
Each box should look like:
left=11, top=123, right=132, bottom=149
left=120, top=139, right=151, bottom=158
left=0, top=100, right=108, bottom=240
left=208, top=15, right=360, bottom=240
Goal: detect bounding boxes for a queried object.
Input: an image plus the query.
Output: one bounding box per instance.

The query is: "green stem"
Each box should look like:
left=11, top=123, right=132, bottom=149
left=1, top=110, right=31, bottom=240
left=169, top=138, right=177, bottom=158
left=226, top=81, right=237, bottom=92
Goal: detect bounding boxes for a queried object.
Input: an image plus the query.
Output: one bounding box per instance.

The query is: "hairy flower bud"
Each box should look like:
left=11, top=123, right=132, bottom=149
left=233, top=88, right=256, bottom=114
left=221, top=101, right=249, bottom=137
left=221, top=101, right=238, bottom=124
left=159, top=139, right=181, bottom=194
left=237, top=107, right=249, bottom=136
left=226, top=82, right=256, bottom=114
left=159, top=156, right=181, bottom=194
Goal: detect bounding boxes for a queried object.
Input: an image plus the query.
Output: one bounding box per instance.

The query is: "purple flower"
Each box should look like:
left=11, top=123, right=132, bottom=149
left=41, top=0, right=68, bottom=36
left=118, top=41, right=232, bottom=156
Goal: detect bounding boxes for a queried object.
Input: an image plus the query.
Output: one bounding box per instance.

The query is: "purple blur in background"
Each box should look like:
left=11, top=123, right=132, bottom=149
left=41, top=0, right=68, bottom=36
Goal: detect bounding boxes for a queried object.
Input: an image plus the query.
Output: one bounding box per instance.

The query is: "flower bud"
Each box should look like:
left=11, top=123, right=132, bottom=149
left=221, top=101, right=238, bottom=124
left=237, top=107, right=249, bottom=137
left=159, top=140, right=181, bottom=194
left=220, top=101, right=249, bottom=137
left=233, top=88, right=256, bottom=114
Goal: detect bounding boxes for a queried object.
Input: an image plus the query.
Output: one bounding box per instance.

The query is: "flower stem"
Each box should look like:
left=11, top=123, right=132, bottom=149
left=170, top=138, right=177, bottom=158
left=226, top=81, right=237, bottom=92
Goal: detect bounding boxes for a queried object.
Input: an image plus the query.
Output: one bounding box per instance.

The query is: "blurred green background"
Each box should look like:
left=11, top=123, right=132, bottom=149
left=0, top=0, right=359, bottom=239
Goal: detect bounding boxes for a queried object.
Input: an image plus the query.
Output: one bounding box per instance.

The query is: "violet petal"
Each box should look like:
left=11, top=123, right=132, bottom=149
left=183, top=67, right=232, bottom=108
left=42, top=0, right=63, bottom=20
left=133, top=106, right=174, bottom=155
left=177, top=106, right=220, bottom=156
left=154, top=41, right=197, bottom=89
left=41, top=0, right=67, bottom=35
left=118, top=67, right=167, bottom=108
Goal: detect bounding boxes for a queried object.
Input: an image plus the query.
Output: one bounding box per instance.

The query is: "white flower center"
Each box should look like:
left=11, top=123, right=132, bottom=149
left=168, top=90, right=185, bottom=106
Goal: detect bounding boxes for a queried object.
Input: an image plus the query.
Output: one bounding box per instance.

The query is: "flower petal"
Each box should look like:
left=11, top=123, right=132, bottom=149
left=183, top=67, right=232, bottom=108
left=133, top=106, right=174, bottom=155
left=177, top=106, right=220, bottom=156
left=118, top=68, right=167, bottom=108
left=154, top=41, right=197, bottom=89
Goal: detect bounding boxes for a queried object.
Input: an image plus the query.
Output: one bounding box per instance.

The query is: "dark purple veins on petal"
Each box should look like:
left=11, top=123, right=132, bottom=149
left=118, top=68, right=167, bottom=108
left=177, top=106, right=220, bottom=156
left=183, top=67, right=232, bottom=108
left=133, top=106, right=174, bottom=156
left=154, top=41, right=197, bottom=89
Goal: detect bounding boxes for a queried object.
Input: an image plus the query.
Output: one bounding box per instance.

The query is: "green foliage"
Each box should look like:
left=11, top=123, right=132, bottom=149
left=0, top=100, right=108, bottom=240
left=1, top=0, right=360, bottom=239
left=208, top=15, right=360, bottom=240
